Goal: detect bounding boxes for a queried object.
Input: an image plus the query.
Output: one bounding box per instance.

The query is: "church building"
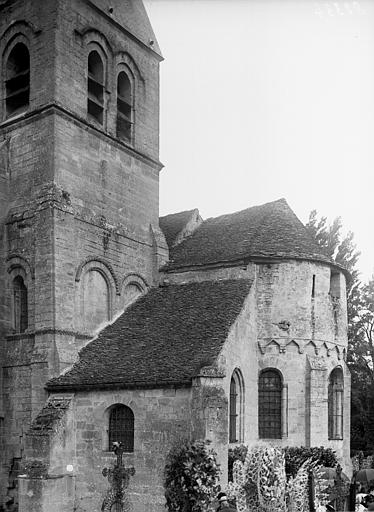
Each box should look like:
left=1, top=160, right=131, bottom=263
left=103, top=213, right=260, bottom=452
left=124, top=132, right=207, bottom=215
left=0, top=1, right=350, bottom=511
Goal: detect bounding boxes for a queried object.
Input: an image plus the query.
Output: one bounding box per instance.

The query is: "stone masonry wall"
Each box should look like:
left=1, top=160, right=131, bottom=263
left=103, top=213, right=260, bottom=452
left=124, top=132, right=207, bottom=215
left=166, top=259, right=351, bottom=472
left=0, top=0, right=163, bottom=506
left=54, top=0, right=160, bottom=161
left=24, top=388, right=192, bottom=512
left=255, top=260, right=350, bottom=470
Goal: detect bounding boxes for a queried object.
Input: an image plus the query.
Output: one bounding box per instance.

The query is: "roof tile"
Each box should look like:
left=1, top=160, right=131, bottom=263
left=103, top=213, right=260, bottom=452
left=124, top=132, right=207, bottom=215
left=165, top=199, right=332, bottom=270
left=47, top=279, right=252, bottom=391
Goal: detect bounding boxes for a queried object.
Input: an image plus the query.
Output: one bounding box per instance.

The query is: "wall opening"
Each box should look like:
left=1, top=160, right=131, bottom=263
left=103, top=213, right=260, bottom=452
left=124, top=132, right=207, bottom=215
left=328, top=367, right=344, bottom=440
left=259, top=369, right=282, bottom=439
left=229, top=369, right=245, bottom=443
left=108, top=404, right=134, bottom=452
left=329, top=270, right=341, bottom=298
left=87, top=50, right=104, bottom=124
left=116, top=71, right=133, bottom=142
left=6, top=43, right=30, bottom=118
left=12, top=275, right=28, bottom=333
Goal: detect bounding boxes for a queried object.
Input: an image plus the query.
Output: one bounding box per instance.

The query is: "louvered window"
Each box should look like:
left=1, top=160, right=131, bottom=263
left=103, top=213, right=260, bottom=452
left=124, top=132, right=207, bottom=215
left=116, top=71, right=133, bottom=142
left=6, top=43, right=30, bottom=118
left=108, top=405, right=134, bottom=452
left=259, top=369, right=282, bottom=439
left=87, top=51, right=104, bottom=124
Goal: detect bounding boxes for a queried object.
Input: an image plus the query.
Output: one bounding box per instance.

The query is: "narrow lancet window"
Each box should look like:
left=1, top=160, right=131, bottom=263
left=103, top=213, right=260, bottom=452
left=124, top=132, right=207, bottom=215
left=229, top=377, right=238, bottom=442
left=229, top=369, right=244, bottom=443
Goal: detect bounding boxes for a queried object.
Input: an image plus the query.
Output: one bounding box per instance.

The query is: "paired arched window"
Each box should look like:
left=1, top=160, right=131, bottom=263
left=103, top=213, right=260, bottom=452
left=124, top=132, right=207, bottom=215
left=5, top=42, right=30, bottom=118
left=108, top=404, right=134, bottom=452
left=13, top=275, right=28, bottom=333
left=229, top=370, right=244, bottom=443
left=328, top=367, right=344, bottom=439
left=258, top=369, right=282, bottom=439
left=116, top=71, right=133, bottom=142
left=82, top=269, right=110, bottom=332
left=87, top=50, right=104, bottom=124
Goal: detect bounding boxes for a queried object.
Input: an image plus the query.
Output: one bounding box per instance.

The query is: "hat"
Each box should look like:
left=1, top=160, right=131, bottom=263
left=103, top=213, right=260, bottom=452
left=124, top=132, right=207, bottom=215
left=217, top=492, right=228, bottom=502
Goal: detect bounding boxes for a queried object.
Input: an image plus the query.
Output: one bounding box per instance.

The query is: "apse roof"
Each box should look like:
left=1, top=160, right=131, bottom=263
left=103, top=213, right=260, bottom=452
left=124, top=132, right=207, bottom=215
left=164, top=198, right=336, bottom=271
left=47, top=279, right=252, bottom=391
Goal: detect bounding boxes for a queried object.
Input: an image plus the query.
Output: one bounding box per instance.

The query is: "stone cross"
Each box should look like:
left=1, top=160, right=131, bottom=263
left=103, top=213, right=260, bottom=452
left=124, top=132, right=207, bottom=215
left=101, top=442, right=135, bottom=512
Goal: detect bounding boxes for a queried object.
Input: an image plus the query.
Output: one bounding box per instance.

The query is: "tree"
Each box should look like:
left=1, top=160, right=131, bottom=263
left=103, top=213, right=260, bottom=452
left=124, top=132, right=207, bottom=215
left=348, top=277, right=374, bottom=451
left=305, top=211, right=372, bottom=452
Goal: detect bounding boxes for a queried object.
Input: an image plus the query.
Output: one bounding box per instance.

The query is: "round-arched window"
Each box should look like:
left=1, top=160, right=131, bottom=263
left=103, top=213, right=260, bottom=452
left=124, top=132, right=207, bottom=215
left=6, top=42, right=30, bottom=117
left=12, top=275, right=28, bottom=333
left=116, top=71, right=133, bottom=141
left=108, top=404, right=134, bottom=452
left=87, top=50, right=104, bottom=124
left=258, top=369, right=282, bottom=439
left=328, top=367, right=344, bottom=439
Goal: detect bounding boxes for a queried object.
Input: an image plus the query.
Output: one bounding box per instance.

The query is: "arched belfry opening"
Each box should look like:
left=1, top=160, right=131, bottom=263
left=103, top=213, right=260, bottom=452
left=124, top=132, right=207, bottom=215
left=5, top=42, right=30, bottom=117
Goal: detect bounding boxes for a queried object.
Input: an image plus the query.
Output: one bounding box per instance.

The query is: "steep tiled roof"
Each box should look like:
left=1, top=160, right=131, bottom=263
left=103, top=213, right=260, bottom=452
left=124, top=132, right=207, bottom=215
left=159, top=209, right=198, bottom=248
left=165, top=199, right=334, bottom=270
left=47, top=279, right=252, bottom=391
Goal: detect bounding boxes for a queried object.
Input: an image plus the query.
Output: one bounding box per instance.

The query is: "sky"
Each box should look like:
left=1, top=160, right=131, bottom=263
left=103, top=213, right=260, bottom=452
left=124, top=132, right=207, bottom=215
left=144, top=0, right=374, bottom=282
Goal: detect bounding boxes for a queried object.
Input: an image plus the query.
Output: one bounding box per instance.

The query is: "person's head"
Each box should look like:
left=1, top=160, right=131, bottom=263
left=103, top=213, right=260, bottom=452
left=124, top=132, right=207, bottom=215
left=217, top=492, right=228, bottom=505
left=369, top=485, right=374, bottom=495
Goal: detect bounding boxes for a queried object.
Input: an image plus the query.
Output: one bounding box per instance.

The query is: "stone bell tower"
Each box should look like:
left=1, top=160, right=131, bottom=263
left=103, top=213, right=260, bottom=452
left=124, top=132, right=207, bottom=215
left=0, top=0, right=166, bottom=508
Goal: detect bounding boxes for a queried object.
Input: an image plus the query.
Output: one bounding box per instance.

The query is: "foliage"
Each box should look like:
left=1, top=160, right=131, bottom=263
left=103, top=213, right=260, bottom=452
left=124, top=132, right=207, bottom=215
left=164, top=439, right=221, bottom=512
left=228, top=444, right=337, bottom=481
left=305, top=211, right=374, bottom=452
left=305, top=210, right=360, bottom=296
left=348, top=276, right=374, bottom=450
left=227, top=443, right=330, bottom=512
left=227, top=443, right=286, bottom=512
left=284, top=446, right=337, bottom=479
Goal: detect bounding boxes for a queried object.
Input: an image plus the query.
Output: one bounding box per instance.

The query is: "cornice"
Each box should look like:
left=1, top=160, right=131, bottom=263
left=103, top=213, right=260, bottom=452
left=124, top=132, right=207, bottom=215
left=0, top=103, right=163, bottom=171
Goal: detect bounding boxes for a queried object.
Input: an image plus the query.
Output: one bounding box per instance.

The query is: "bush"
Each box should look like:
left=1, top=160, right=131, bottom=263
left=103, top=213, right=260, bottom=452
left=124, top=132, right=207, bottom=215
left=164, top=439, right=221, bottom=512
left=284, top=446, right=337, bottom=478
